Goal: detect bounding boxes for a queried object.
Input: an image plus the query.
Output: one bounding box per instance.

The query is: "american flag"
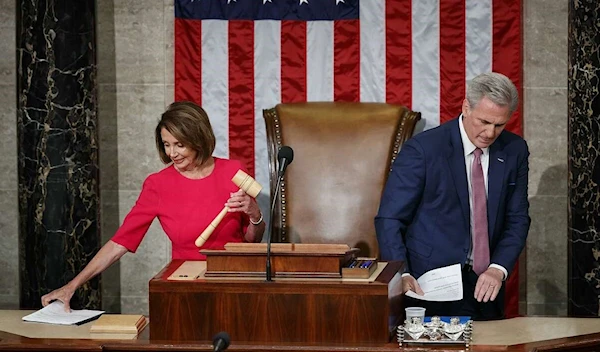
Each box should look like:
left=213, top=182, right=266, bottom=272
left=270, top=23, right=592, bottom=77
left=174, top=0, right=522, bottom=317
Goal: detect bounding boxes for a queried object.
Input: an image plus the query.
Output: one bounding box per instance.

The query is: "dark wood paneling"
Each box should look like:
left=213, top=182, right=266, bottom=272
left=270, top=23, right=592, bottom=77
left=149, top=261, right=400, bottom=344
left=204, top=253, right=348, bottom=278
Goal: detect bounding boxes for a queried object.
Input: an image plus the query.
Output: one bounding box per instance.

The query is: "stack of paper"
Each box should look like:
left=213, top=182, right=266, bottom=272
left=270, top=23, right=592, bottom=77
left=22, top=301, right=104, bottom=325
left=89, top=314, right=147, bottom=340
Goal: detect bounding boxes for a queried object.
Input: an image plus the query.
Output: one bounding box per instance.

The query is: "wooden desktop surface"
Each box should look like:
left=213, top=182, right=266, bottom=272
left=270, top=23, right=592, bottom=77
left=2, top=310, right=600, bottom=351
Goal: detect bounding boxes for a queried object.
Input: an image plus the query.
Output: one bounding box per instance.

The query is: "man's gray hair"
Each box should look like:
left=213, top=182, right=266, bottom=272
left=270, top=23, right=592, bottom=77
left=466, top=72, right=519, bottom=115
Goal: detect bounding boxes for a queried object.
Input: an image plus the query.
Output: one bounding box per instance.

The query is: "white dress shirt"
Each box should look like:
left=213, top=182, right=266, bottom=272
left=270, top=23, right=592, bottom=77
left=459, top=115, right=508, bottom=280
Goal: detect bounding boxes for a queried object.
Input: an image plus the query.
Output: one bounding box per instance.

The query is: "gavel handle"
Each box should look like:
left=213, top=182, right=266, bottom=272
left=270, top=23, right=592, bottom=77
left=195, top=206, right=229, bottom=247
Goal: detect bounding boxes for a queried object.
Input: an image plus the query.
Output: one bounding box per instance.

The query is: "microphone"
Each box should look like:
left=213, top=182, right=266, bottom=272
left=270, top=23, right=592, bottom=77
left=212, top=331, right=231, bottom=352
left=277, top=145, right=294, bottom=177
left=266, top=146, right=294, bottom=281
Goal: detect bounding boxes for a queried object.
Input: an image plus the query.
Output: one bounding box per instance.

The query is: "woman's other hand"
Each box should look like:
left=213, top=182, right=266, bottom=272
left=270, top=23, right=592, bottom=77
left=41, top=284, right=76, bottom=312
left=40, top=240, right=128, bottom=313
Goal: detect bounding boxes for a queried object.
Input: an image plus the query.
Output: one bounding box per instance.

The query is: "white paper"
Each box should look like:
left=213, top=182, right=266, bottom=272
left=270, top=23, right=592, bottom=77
left=22, top=301, right=104, bottom=325
left=405, top=263, right=463, bottom=301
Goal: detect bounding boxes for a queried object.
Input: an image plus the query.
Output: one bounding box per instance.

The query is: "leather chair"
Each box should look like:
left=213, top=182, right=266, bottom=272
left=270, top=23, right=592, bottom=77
left=263, top=102, right=421, bottom=258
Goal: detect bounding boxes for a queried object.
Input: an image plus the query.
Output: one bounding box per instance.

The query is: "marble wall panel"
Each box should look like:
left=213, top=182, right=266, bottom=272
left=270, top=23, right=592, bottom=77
left=115, top=84, right=166, bottom=190
left=121, top=296, right=149, bottom=316
left=525, top=89, right=568, bottom=196
left=98, top=84, right=121, bottom=311
left=567, top=0, right=600, bottom=316
left=165, top=84, right=175, bottom=112
left=0, top=85, right=17, bottom=191
left=97, top=7, right=119, bottom=315
left=111, top=0, right=165, bottom=85
left=0, top=28, right=14, bottom=82
left=17, top=0, right=100, bottom=309
left=523, top=0, right=569, bottom=316
left=523, top=0, right=568, bottom=88
left=0, top=0, right=15, bottom=28
left=527, top=195, right=568, bottom=310
left=0, top=0, right=18, bottom=309
left=100, top=189, right=121, bottom=312
left=0, top=190, right=19, bottom=309
left=98, top=84, right=120, bottom=192
left=96, top=0, right=117, bottom=86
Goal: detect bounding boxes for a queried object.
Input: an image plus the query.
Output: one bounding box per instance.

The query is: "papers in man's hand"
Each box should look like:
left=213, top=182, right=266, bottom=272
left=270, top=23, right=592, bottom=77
left=22, top=301, right=104, bottom=325
left=405, top=263, right=463, bottom=301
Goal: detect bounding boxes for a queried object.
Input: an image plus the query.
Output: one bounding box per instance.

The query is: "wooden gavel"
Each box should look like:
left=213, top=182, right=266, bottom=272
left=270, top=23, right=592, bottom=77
left=194, top=170, right=263, bottom=247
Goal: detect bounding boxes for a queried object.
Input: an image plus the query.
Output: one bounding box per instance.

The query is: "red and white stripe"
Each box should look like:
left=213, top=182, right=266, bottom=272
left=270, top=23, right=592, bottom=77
left=175, top=0, right=520, bottom=183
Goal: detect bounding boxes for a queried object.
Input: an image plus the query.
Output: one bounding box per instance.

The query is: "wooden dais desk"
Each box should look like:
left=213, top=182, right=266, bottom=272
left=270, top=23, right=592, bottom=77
left=148, top=259, right=404, bottom=344
left=3, top=311, right=600, bottom=351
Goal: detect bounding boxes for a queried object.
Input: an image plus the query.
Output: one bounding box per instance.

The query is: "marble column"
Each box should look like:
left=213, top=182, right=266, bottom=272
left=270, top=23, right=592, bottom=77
left=17, top=0, right=100, bottom=309
left=568, top=0, right=600, bottom=316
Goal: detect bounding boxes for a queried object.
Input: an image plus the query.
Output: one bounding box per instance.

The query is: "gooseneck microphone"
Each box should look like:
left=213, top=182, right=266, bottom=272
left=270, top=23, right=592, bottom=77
left=266, top=146, right=294, bottom=282
left=212, top=331, right=231, bottom=352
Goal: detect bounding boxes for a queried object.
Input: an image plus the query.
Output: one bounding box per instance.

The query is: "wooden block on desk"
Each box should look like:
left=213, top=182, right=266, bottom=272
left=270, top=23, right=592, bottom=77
left=342, top=258, right=378, bottom=279
left=90, top=314, right=147, bottom=334
left=90, top=332, right=139, bottom=340
left=167, top=261, right=206, bottom=280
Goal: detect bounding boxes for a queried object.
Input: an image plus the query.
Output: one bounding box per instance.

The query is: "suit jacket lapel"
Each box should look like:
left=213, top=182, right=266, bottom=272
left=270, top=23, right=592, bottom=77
left=487, top=138, right=506, bottom=238
left=447, top=119, right=470, bottom=229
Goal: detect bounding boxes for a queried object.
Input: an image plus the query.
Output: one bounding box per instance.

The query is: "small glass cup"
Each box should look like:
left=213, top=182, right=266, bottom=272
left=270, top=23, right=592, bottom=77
left=405, top=307, right=426, bottom=322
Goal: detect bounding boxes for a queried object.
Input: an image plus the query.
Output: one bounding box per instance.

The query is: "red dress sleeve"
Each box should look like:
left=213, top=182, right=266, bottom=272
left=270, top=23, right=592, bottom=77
left=110, top=175, right=160, bottom=253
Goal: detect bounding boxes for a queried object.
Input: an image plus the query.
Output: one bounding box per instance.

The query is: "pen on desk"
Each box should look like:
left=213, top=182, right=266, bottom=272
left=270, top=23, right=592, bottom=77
left=348, top=260, right=357, bottom=268
left=360, top=260, right=372, bottom=269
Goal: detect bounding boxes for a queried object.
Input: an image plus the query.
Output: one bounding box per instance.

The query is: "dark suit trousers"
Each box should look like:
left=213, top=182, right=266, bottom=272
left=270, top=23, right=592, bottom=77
left=404, top=264, right=505, bottom=321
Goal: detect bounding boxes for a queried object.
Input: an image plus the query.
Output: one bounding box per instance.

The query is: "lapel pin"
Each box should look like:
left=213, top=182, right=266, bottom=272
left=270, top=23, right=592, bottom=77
left=497, top=158, right=504, bottom=163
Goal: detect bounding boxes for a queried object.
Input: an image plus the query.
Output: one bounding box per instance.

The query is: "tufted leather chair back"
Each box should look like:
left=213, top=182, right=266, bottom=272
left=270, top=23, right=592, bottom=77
left=263, top=102, right=421, bottom=258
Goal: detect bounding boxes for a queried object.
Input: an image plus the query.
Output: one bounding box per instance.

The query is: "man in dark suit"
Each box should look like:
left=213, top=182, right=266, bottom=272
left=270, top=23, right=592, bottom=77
left=375, top=72, right=530, bottom=320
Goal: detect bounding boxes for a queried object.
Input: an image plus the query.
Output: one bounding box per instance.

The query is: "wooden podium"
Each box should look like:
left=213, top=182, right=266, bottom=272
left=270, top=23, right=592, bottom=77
left=148, top=244, right=404, bottom=344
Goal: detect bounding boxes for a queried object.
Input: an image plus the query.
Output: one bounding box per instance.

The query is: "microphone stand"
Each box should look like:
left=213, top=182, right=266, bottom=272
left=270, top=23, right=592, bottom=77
left=265, top=172, right=284, bottom=282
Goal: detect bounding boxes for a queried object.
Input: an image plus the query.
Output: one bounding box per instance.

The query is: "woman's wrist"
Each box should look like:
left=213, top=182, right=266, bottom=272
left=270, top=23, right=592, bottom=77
left=249, top=212, right=263, bottom=225
left=65, top=280, right=79, bottom=293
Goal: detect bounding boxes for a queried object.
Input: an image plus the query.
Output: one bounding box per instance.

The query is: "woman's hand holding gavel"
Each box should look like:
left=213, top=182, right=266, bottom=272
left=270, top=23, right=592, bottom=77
left=195, top=170, right=262, bottom=247
left=225, top=189, right=262, bottom=224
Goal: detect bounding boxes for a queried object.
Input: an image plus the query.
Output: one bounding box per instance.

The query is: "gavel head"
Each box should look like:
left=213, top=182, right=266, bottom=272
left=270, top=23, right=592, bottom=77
left=232, top=170, right=262, bottom=198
